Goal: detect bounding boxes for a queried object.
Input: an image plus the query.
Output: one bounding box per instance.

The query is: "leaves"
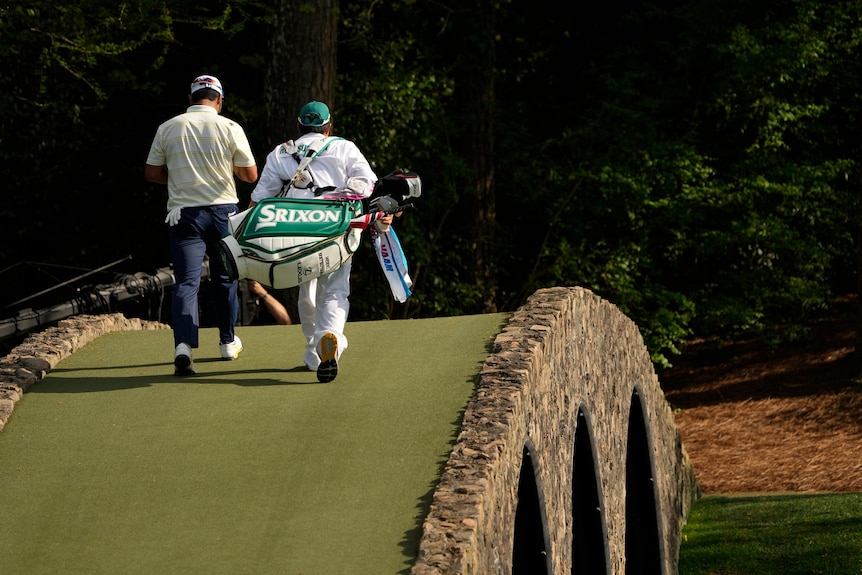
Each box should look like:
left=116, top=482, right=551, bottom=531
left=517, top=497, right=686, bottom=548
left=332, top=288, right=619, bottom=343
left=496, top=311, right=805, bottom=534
left=2, top=0, right=861, bottom=368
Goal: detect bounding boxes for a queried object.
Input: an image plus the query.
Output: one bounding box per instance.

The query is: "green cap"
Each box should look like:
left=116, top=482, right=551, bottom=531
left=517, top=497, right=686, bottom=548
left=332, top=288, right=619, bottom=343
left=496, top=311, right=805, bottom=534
left=298, top=101, right=331, bottom=127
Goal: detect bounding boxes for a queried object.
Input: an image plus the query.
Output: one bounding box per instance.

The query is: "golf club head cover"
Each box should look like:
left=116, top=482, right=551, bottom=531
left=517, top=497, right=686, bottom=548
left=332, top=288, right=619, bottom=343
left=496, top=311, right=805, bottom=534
left=374, top=170, right=422, bottom=202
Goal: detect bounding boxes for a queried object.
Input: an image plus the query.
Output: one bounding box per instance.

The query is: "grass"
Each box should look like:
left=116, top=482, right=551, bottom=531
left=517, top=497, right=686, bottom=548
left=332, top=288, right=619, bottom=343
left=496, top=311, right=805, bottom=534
left=0, top=315, right=510, bottom=575
left=679, top=493, right=862, bottom=575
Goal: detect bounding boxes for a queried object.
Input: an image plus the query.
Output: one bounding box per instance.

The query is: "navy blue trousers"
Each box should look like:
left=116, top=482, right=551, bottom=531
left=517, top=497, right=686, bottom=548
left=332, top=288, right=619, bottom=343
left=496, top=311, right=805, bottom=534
left=168, top=204, right=238, bottom=348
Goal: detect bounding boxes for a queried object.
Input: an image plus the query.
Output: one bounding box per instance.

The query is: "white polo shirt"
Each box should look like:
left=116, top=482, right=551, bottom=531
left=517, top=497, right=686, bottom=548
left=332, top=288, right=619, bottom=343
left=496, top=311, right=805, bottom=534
left=147, top=105, right=256, bottom=210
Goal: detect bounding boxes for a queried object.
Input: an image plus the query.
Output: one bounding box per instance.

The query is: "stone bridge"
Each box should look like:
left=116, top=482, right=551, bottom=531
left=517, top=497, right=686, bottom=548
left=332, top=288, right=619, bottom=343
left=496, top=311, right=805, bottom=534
left=411, top=286, right=699, bottom=574
left=0, top=286, right=698, bottom=574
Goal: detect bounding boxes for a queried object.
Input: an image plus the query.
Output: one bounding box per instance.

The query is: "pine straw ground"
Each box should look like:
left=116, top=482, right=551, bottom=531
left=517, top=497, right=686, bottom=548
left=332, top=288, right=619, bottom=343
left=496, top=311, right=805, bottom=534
left=658, top=295, right=862, bottom=494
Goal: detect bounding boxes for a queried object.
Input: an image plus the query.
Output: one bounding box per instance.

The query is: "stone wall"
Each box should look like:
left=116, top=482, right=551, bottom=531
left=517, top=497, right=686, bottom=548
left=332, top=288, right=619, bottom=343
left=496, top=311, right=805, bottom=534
left=0, top=314, right=168, bottom=432
left=411, top=286, right=700, bottom=574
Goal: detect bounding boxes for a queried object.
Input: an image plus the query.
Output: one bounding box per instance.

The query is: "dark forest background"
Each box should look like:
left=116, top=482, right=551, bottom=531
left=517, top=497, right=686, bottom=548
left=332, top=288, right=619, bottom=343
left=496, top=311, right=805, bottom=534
left=2, top=0, right=861, bottom=369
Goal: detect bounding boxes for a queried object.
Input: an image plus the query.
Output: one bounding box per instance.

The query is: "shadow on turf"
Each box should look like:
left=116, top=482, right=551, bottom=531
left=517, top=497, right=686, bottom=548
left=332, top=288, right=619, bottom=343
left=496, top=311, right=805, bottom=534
left=28, top=362, right=325, bottom=392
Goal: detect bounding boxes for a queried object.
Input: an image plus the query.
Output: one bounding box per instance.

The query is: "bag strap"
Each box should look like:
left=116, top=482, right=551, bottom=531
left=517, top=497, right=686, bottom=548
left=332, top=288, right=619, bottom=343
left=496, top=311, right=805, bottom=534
left=278, top=136, right=343, bottom=197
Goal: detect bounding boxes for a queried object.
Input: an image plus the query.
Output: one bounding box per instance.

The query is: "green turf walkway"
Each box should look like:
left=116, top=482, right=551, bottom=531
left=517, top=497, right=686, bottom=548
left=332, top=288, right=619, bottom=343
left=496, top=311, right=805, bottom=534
left=0, top=314, right=509, bottom=575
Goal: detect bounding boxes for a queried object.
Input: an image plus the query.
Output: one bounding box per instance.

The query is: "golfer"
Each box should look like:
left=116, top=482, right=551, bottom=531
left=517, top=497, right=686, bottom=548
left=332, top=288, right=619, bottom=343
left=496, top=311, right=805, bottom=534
left=145, top=74, right=258, bottom=376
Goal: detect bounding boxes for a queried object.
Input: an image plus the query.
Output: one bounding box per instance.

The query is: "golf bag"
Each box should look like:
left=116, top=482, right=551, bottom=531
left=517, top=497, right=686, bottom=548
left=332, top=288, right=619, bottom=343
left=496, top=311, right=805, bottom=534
left=218, top=170, right=420, bottom=291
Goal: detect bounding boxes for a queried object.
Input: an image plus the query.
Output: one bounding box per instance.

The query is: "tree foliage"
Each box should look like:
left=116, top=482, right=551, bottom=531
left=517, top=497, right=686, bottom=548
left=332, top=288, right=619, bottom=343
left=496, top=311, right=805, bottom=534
left=2, top=0, right=861, bottom=368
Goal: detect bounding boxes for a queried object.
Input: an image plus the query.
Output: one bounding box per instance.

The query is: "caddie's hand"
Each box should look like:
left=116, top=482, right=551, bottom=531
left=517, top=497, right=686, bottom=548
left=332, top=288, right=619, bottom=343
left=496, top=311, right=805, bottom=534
left=165, top=207, right=182, bottom=226
left=375, top=214, right=395, bottom=233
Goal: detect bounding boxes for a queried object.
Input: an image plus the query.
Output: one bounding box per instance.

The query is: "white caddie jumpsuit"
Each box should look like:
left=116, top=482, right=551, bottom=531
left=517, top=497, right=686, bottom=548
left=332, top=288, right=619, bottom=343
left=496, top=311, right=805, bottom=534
left=250, top=132, right=377, bottom=370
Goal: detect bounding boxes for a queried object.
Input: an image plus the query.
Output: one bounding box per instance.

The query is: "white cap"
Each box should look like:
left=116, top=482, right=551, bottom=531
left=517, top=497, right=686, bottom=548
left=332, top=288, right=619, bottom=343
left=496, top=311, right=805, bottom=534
left=190, top=75, right=224, bottom=98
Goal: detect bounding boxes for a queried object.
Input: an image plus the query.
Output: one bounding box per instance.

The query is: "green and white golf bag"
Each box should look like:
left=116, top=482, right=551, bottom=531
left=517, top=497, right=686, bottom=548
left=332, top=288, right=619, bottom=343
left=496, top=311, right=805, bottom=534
left=218, top=169, right=422, bottom=291
left=218, top=198, right=365, bottom=289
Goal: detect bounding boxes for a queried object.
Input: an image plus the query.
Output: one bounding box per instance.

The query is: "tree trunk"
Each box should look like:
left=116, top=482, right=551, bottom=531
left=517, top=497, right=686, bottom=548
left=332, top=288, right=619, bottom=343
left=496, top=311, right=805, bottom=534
left=265, top=0, right=338, bottom=146
left=264, top=0, right=338, bottom=322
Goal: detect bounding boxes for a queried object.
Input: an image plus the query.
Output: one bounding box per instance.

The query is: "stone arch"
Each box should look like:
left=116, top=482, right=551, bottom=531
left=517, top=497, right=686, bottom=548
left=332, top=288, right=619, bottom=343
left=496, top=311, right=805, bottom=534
left=625, top=386, right=665, bottom=574
left=572, top=406, right=611, bottom=574
left=411, top=287, right=699, bottom=574
left=512, top=438, right=552, bottom=574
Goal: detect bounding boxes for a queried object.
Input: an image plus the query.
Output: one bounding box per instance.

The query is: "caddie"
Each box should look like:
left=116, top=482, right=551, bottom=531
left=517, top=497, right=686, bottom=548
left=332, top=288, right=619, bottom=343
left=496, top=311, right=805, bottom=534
left=249, top=101, right=389, bottom=383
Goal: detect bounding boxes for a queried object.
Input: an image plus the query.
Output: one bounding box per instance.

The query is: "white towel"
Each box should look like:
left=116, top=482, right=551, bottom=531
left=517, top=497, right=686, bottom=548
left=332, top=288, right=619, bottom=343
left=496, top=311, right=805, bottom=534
left=372, top=228, right=413, bottom=303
